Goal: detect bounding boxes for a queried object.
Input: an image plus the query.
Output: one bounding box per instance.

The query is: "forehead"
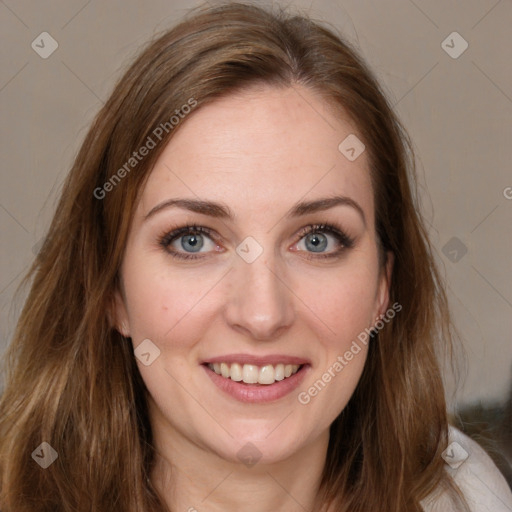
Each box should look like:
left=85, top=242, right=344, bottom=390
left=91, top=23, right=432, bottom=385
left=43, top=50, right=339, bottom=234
left=137, top=85, right=374, bottom=227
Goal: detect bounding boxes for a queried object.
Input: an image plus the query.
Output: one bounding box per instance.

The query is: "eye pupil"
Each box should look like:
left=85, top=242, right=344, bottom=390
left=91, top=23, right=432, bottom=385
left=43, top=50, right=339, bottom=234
left=306, top=233, right=327, bottom=252
left=181, top=234, right=203, bottom=252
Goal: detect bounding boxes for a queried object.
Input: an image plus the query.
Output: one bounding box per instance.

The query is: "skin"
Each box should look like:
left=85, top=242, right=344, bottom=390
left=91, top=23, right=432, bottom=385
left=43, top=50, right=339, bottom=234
left=113, top=84, right=393, bottom=512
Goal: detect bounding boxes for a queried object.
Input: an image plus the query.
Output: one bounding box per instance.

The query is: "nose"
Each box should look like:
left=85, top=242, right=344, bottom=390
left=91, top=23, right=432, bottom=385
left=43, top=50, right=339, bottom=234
left=223, top=252, right=295, bottom=341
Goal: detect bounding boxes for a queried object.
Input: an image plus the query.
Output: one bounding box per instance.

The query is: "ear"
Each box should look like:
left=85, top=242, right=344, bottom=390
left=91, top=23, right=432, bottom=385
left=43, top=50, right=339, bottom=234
left=372, top=251, right=394, bottom=323
left=108, top=284, right=131, bottom=338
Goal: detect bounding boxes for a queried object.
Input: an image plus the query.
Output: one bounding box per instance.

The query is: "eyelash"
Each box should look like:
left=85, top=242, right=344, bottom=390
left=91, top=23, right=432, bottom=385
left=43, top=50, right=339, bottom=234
left=158, top=223, right=355, bottom=261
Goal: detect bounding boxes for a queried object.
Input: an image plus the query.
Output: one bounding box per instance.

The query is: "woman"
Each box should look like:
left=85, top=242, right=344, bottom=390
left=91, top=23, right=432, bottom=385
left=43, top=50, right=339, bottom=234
left=0, top=2, right=510, bottom=511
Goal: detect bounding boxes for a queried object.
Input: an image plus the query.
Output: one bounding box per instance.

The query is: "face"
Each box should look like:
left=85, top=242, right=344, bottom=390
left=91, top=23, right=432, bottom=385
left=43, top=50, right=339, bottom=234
left=113, top=84, right=392, bottom=467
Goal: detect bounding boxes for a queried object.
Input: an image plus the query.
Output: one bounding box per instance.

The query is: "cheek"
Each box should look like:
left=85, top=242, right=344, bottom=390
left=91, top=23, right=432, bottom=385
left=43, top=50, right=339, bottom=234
left=292, top=258, right=379, bottom=348
left=291, top=258, right=377, bottom=416
left=120, top=253, right=223, bottom=344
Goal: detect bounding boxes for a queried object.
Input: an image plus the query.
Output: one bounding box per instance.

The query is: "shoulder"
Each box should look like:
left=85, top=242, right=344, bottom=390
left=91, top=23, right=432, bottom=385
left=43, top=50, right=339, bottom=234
left=421, top=426, right=512, bottom=512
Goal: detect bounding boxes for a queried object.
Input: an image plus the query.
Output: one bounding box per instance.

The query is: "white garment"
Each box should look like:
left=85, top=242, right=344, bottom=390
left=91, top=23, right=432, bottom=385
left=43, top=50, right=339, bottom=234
left=421, top=426, right=512, bottom=511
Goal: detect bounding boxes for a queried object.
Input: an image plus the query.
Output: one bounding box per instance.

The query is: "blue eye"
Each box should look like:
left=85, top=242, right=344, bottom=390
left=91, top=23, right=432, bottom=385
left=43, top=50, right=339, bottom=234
left=179, top=233, right=204, bottom=252
left=303, top=232, right=329, bottom=252
left=295, top=223, right=354, bottom=259
left=159, top=225, right=219, bottom=260
left=158, top=223, right=354, bottom=261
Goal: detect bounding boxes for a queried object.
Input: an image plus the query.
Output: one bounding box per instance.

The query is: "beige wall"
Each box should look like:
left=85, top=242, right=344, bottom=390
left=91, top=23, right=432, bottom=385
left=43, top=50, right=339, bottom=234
left=1, top=0, right=511, bottom=408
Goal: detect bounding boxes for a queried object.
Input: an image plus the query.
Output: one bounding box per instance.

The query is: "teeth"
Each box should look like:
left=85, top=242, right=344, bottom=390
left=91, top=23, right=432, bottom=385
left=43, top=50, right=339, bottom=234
left=207, top=362, right=301, bottom=385
left=220, top=363, right=230, bottom=378
left=230, top=363, right=243, bottom=381
left=274, top=363, right=285, bottom=381
left=242, top=364, right=259, bottom=384
left=258, top=365, right=275, bottom=385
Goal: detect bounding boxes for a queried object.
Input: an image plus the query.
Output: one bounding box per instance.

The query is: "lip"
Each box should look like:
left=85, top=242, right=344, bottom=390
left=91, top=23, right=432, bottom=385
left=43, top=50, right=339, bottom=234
left=201, top=353, right=311, bottom=366
left=202, top=362, right=311, bottom=404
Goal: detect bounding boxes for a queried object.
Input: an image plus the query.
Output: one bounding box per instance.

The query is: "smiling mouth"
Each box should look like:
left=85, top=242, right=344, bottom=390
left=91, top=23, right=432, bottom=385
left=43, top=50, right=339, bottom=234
left=205, top=362, right=304, bottom=385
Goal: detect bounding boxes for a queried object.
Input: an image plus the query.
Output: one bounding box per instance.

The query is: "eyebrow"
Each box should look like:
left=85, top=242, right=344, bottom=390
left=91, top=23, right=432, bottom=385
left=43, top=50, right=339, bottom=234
left=144, top=195, right=366, bottom=226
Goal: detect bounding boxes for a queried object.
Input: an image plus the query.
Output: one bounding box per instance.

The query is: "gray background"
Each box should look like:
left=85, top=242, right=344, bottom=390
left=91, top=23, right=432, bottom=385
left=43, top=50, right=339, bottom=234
left=1, top=0, right=511, bottom=412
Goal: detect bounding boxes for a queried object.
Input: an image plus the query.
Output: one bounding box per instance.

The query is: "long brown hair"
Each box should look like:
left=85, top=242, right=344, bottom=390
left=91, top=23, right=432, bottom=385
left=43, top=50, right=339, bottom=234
left=0, top=2, right=467, bottom=510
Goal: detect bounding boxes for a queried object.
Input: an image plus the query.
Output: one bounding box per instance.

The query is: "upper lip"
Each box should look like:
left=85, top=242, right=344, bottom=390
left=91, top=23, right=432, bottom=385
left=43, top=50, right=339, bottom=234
left=202, top=353, right=310, bottom=366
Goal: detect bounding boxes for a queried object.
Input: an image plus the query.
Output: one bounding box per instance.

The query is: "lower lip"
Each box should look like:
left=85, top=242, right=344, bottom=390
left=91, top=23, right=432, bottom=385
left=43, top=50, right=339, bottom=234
left=202, top=364, right=310, bottom=404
